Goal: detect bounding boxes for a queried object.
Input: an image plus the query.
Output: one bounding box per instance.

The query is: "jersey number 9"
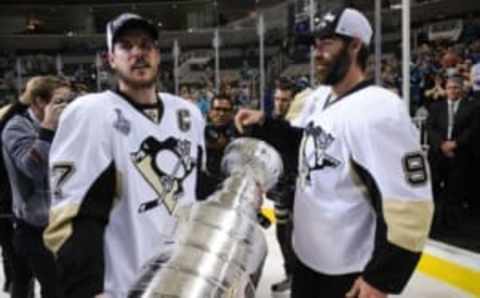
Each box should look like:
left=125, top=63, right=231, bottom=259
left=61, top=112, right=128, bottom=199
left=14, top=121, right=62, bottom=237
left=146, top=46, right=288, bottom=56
left=402, top=152, right=428, bottom=186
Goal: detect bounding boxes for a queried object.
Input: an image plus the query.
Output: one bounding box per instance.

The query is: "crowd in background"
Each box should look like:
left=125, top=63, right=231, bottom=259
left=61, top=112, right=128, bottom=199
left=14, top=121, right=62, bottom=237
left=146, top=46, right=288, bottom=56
left=0, top=29, right=479, bottom=298
left=0, top=17, right=479, bottom=259
left=373, top=39, right=480, bottom=113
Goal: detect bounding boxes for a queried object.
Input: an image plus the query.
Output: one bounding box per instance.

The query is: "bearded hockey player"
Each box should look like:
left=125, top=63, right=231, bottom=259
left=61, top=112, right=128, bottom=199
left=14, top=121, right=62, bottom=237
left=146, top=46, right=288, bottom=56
left=43, top=13, right=206, bottom=298
left=235, top=6, right=434, bottom=298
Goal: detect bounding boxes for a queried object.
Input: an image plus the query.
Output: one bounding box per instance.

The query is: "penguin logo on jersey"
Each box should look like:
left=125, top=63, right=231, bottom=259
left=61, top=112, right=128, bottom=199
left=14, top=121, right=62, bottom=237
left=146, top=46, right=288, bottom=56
left=299, top=122, right=341, bottom=185
left=131, top=136, right=195, bottom=214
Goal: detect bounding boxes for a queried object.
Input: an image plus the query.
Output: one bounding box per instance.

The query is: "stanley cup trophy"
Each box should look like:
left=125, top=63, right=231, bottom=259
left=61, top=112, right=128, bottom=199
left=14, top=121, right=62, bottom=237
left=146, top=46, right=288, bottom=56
left=129, top=137, right=284, bottom=298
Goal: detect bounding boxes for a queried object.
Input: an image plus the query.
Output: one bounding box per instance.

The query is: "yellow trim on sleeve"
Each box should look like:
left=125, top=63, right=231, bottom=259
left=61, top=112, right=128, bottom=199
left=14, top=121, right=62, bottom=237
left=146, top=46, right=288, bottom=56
left=383, top=199, right=434, bottom=252
left=43, top=203, right=80, bottom=255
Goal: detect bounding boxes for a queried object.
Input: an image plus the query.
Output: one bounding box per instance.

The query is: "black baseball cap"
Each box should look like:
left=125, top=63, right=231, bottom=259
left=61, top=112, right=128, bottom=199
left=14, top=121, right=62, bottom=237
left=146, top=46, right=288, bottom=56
left=312, top=7, right=373, bottom=46
left=106, top=13, right=158, bottom=52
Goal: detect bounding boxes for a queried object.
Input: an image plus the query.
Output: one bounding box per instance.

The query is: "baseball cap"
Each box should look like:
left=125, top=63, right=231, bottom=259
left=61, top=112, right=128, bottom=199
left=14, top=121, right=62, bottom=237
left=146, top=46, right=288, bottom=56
left=312, top=7, right=373, bottom=46
left=106, top=13, right=158, bottom=52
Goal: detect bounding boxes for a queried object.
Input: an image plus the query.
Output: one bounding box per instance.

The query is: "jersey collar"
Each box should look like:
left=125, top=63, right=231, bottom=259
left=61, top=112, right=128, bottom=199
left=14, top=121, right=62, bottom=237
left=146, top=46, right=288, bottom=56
left=323, top=79, right=373, bottom=110
left=113, top=87, right=164, bottom=124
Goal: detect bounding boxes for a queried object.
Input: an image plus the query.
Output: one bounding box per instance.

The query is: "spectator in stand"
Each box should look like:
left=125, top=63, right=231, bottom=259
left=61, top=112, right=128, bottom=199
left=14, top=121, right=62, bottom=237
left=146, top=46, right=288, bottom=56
left=72, top=82, right=89, bottom=96
left=179, top=84, right=190, bottom=99
left=424, top=74, right=446, bottom=105
left=410, top=61, right=424, bottom=115
left=426, top=75, right=476, bottom=230
left=442, top=47, right=462, bottom=78
left=470, top=61, right=480, bottom=100
left=467, top=40, right=480, bottom=63
left=189, top=87, right=209, bottom=118
left=2, top=75, right=73, bottom=298
left=204, top=94, right=236, bottom=187
left=205, top=80, right=215, bottom=100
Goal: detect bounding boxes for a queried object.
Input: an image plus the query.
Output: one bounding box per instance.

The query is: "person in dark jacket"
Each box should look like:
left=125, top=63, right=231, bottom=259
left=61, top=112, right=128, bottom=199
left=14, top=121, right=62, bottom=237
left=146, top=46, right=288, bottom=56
left=268, top=78, right=298, bottom=294
left=204, top=94, right=237, bottom=188
left=426, top=75, right=477, bottom=229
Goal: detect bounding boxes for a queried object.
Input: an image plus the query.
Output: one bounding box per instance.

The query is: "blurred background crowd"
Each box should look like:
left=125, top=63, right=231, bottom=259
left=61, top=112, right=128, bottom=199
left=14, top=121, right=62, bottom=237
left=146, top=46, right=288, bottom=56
left=0, top=0, right=479, bottom=266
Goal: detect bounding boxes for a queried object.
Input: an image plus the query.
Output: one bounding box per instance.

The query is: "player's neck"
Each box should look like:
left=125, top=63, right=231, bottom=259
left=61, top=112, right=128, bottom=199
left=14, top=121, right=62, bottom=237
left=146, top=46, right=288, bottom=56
left=118, top=83, right=157, bottom=105
left=332, top=67, right=365, bottom=98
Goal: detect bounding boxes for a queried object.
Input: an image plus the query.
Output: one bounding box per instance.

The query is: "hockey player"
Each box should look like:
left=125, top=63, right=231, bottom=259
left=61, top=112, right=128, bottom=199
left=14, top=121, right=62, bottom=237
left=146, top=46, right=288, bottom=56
left=43, top=13, right=206, bottom=298
left=235, top=7, right=434, bottom=298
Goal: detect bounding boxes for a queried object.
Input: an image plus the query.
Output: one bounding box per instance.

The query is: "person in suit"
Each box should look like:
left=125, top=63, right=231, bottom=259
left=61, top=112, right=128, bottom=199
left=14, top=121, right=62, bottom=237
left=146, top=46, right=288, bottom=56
left=426, top=75, right=476, bottom=229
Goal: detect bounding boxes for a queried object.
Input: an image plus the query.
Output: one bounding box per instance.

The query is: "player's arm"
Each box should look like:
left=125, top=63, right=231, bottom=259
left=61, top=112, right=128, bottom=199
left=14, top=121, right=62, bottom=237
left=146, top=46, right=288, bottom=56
left=43, top=100, right=115, bottom=298
left=235, top=108, right=303, bottom=163
left=347, top=106, right=434, bottom=294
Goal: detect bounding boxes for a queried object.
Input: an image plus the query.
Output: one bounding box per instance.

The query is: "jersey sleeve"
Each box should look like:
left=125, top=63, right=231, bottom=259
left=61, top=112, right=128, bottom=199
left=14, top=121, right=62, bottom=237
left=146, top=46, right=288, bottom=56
left=346, top=100, right=434, bottom=294
left=43, top=98, right=116, bottom=297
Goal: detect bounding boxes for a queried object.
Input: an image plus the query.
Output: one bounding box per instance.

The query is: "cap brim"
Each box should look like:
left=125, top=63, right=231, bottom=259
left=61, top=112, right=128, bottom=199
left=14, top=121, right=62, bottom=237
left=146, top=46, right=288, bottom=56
left=113, top=19, right=158, bottom=44
left=311, top=27, right=337, bottom=40
left=295, top=27, right=337, bottom=46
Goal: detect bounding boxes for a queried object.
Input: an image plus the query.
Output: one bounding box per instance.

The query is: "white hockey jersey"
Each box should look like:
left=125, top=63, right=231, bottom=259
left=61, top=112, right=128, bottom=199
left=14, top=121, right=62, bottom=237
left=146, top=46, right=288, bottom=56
left=44, top=90, right=205, bottom=298
left=293, top=84, right=433, bottom=289
left=289, top=85, right=331, bottom=128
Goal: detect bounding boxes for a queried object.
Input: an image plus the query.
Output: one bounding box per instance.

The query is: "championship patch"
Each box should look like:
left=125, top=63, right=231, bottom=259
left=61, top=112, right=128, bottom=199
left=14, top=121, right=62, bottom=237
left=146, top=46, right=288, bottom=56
left=177, top=109, right=191, bottom=132
left=113, top=108, right=131, bottom=136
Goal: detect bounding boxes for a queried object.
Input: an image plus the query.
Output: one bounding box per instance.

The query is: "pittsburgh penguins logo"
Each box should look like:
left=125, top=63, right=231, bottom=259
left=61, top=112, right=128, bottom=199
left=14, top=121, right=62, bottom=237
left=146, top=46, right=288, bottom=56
left=299, top=122, right=341, bottom=186
left=131, top=136, right=195, bottom=214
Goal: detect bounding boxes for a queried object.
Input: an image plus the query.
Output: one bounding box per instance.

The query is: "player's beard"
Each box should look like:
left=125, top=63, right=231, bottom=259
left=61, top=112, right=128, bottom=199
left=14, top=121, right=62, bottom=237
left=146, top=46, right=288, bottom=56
left=317, top=44, right=351, bottom=86
left=116, top=64, right=159, bottom=90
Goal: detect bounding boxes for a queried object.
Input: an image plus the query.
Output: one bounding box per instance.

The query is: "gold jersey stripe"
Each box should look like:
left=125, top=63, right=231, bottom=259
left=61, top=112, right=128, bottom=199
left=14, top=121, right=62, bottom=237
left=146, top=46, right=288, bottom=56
left=43, top=203, right=80, bottom=255
left=383, top=199, right=434, bottom=252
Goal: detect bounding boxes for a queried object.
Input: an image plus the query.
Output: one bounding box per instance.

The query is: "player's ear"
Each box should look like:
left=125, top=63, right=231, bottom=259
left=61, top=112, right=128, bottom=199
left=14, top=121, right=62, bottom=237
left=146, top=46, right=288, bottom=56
left=108, top=51, right=117, bottom=70
left=350, top=38, right=362, bottom=55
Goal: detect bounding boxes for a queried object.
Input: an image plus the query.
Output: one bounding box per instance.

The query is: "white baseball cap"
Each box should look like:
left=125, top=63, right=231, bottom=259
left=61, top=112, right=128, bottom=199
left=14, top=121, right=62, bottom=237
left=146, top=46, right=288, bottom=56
left=106, top=13, right=158, bottom=52
left=312, top=7, right=373, bottom=46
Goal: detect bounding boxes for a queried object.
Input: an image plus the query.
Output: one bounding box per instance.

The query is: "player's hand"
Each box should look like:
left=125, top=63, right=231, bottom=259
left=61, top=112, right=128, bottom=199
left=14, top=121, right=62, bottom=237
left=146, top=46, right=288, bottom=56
left=42, top=101, right=67, bottom=130
left=440, top=141, right=456, bottom=158
left=234, top=108, right=265, bottom=134
left=345, top=277, right=387, bottom=298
